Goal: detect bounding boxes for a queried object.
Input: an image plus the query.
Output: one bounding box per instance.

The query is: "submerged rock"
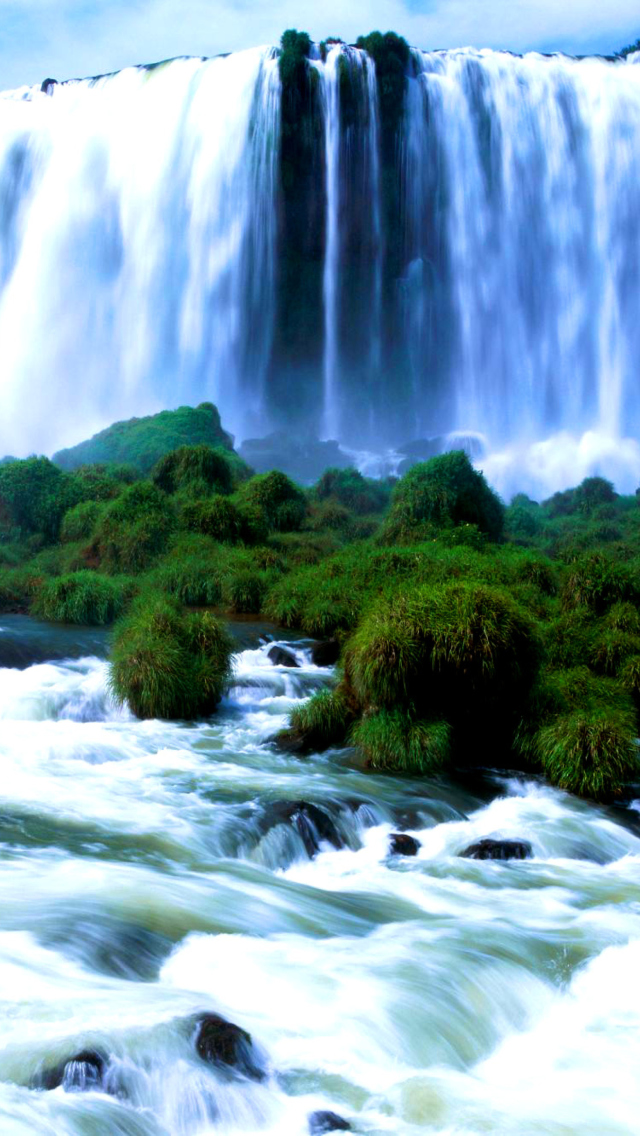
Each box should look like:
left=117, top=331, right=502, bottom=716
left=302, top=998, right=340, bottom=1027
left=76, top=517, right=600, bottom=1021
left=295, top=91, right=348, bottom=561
left=39, top=1049, right=105, bottom=1092
left=310, top=639, right=340, bottom=667
left=195, top=1013, right=264, bottom=1081
left=308, top=1110, right=352, bottom=1134
left=461, top=838, right=532, bottom=861
left=268, top=645, right=300, bottom=668
left=263, top=800, right=345, bottom=857
left=389, top=833, right=421, bottom=856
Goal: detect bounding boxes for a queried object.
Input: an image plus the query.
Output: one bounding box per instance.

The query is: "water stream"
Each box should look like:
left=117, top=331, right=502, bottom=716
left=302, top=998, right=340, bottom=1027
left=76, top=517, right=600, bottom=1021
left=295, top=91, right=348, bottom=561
left=0, top=618, right=638, bottom=1133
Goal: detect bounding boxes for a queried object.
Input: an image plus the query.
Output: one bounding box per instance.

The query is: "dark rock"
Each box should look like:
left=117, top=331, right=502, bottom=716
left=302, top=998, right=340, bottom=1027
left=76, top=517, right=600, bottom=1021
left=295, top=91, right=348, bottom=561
left=397, top=437, right=444, bottom=461
left=310, top=639, right=340, bottom=667
left=389, top=833, right=421, bottom=856
left=195, top=1013, right=264, bottom=1081
left=239, top=432, right=351, bottom=485
left=263, top=800, right=344, bottom=857
left=38, top=1049, right=105, bottom=1092
left=41, top=78, right=58, bottom=95
left=461, top=838, right=532, bottom=861
left=268, top=645, right=300, bottom=668
left=308, top=1110, right=351, bottom=1134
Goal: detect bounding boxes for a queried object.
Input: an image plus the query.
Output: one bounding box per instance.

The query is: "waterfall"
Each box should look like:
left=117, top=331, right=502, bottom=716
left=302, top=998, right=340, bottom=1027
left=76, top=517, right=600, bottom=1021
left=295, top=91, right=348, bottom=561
left=1, top=48, right=640, bottom=493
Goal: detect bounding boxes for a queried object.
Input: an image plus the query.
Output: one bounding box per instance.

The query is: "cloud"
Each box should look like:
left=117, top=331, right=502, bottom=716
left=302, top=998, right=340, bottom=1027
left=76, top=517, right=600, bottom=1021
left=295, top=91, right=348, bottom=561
left=0, top=0, right=638, bottom=91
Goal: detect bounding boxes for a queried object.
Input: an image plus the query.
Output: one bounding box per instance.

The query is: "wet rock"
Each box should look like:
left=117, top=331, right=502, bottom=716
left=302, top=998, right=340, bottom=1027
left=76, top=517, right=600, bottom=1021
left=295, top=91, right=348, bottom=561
left=195, top=1013, right=264, bottom=1081
left=389, top=832, right=421, bottom=856
left=39, top=1049, right=105, bottom=1091
left=41, top=78, right=58, bottom=95
left=461, top=838, right=532, bottom=861
left=308, top=1110, right=351, bottom=1134
left=268, top=645, right=300, bottom=668
left=397, top=437, right=444, bottom=460
left=310, top=639, right=340, bottom=667
left=239, top=432, right=351, bottom=484
left=263, top=800, right=344, bottom=857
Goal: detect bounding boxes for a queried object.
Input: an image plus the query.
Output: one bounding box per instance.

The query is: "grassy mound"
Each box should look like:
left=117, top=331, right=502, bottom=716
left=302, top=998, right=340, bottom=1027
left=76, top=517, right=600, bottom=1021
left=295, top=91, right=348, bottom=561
left=109, top=595, right=233, bottom=719
left=32, top=572, right=133, bottom=625
left=381, top=451, right=505, bottom=543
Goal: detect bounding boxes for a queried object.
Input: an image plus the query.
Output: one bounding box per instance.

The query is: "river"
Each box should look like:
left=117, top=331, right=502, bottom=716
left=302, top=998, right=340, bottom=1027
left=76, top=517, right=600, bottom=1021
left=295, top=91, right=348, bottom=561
left=0, top=616, right=638, bottom=1134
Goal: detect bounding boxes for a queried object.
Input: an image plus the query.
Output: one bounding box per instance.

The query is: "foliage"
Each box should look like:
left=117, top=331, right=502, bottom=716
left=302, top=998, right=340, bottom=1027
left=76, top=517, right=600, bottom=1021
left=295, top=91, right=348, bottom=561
left=109, top=595, right=233, bottom=719
left=351, top=710, right=452, bottom=773
left=180, top=496, right=244, bottom=543
left=535, top=707, right=638, bottom=799
left=54, top=402, right=233, bottom=474
left=94, top=482, right=174, bottom=573
left=32, top=572, right=133, bottom=625
left=235, top=471, right=307, bottom=533
left=281, top=687, right=356, bottom=753
left=314, top=467, right=391, bottom=515
left=381, top=451, right=505, bottom=543
left=355, top=31, right=410, bottom=137
left=60, top=500, right=104, bottom=543
left=0, top=457, right=82, bottom=541
left=152, top=443, right=246, bottom=496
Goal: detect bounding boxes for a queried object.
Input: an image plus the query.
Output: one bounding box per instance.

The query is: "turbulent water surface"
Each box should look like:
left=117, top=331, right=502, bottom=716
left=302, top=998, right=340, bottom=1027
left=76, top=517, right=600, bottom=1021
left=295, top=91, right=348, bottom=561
left=0, top=618, right=638, bottom=1133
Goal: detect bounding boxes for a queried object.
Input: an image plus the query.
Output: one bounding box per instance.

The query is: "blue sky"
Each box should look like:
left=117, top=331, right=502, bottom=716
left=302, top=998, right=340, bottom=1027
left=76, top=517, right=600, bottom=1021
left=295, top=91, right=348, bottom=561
left=1, top=0, right=638, bottom=90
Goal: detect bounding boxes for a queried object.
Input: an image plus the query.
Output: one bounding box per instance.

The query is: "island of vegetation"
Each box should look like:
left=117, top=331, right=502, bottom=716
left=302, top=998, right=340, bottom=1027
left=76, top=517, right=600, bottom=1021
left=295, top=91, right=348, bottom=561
left=1, top=401, right=639, bottom=803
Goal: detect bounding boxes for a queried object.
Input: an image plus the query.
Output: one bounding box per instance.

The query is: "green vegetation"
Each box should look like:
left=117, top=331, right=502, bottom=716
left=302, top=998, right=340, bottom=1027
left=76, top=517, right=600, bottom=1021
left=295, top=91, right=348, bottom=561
left=109, top=595, right=233, bottom=719
left=618, top=37, right=640, bottom=58
left=5, top=402, right=640, bottom=800
left=53, top=402, right=233, bottom=474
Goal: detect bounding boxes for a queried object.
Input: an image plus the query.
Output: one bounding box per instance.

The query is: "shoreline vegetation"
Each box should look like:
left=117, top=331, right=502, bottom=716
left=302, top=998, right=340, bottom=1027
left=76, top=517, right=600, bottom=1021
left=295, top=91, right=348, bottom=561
left=1, top=401, right=640, bottom=802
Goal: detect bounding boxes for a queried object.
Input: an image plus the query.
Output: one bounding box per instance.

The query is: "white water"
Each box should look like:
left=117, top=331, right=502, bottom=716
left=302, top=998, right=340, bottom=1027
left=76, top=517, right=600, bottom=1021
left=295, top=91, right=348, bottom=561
left=0, top=621, right=638, bottom=1132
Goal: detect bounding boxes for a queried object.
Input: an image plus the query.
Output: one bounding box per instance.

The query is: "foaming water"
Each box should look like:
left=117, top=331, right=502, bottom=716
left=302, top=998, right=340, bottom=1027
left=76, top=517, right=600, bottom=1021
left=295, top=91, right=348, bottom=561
left=0, top=621, right=637, bottom=1131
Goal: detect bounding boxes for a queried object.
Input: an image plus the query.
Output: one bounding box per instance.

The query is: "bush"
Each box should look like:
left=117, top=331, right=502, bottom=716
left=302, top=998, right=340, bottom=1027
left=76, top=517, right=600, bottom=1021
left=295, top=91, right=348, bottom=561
left=536, top=706, right=638, bottom=799
left=60, top=500, right=104, bottom=543
left=180, top=496, right=243, bottom=543
left=32, top=572, right=133, bottom=625
left=235, top=471, right=307, bottom=533
left=0, top=457, right=82, bottom=541
left=280, top=687, right=356, bottom=753
left=351, top=710, right=452, bottom=773
left=109, top=595, right=233, bottom=719
left=95, top=482, right=174, bottom=573
left=314, top=467, right=391, bottom=515
left=381, top=451, right=504, bottom=543
left=153, top=444, right=243, bottom=496
left=562, top=552, right=638, bottom=614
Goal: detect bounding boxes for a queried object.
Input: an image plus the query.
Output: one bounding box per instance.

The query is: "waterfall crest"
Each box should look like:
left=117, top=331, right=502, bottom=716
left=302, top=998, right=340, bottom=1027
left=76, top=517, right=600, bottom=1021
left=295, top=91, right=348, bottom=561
left=1, top=48, right=640, bottom=493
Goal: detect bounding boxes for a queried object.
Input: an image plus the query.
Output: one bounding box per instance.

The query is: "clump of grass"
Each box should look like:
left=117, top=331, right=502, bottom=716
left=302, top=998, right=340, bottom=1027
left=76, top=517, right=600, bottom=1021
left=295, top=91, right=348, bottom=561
left=314, top=467, right=391, bottom=515
left=535, top=707, right=639, bottom=799
left=109, top=595, right=233, bottom=719
left=180, top=496, right=244, bottom=543
left=32, top=572, right=134, bottom=625
left=94, top=482, right=174, bottom=573
left=280, top=687, right=356, bottom=754
left=234, top=471, right=307, bottom=534
left=153, top=443, right=244, bottom=496
left=60, top=500, right=104, bottom=543
left=380, top=451, right=505, bottom=544
left=351, top=710, right=452, bottom=773
left=562, top=552, right=638, bottom=613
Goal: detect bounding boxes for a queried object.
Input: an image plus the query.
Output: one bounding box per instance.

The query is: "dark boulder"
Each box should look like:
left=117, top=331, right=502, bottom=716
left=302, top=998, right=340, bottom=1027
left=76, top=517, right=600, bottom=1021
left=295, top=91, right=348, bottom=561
left=38, top=1049, right=105, bottom=1091
left=268, top=645, right=300, bottom=668
left=310, top=639, right=340, bottom=667
left=389, top=833, right=421, bottom=856
left=195, top=1013, right=264, bottom=1081
left=41, top=78, right=58, bottom=95
left=263, top=800, right=344, bottom=857
left=239, top=432, right=351, bottom=485
left=309, top=1110, right=351, bottom=1134
left=461, top=838, right=532, bottom=861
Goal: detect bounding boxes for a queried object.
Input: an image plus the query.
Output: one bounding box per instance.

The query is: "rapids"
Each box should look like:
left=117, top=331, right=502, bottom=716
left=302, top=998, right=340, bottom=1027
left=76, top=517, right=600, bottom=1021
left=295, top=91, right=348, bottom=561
left=0, top=617, right=638, bottom=1133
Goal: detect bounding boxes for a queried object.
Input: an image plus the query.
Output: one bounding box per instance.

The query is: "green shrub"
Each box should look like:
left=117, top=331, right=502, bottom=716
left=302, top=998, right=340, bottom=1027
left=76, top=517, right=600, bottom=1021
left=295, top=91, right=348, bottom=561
left=314, top=467, right=391, bottom=515
left=0, top=457, right=82, bottom=541
left=32, top=572, right=133, bottom=625
left=281, top=687, right=356, bottom=753
left=351, top=710, right=452, bottom=773
left=235, top=471, right=307, bottom=533
left=536, top=706, right=638, bottom=799
left=562, top=552, right=638, bottom=613
left=95, top=482, right=174, bottom=573
left=381, top=451, right=504, bottom=543
left=109, top=595, right=233, bottom=719
left=153, top=444, right=242, bottom=496
left=279, top=28, right=312, bottom=85
left=355, top=31, right=409, bottom=136
left=60, top=500, right=104, bottom=543
left=180, top=496, right=243, bottom=543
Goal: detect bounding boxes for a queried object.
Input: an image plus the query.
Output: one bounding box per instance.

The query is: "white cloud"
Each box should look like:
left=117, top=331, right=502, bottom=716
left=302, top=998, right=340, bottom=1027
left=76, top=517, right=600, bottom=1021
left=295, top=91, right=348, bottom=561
left=0, top=0, right=638, bottom=91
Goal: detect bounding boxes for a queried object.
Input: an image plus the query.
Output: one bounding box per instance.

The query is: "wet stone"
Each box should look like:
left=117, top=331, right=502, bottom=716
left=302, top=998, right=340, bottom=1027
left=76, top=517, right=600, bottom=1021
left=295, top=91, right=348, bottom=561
left=268, top=645, right=300, bottom=668
left=39, top=1049, right=105, bottom=1092
left=263, top=800, right=345, bottom=857
left=310, top=639, right=340, bottom=667
left=308, top=1110, right=352, bottom=1134
left=461, top=838, right=532, bottom=861
left=195, top=1013, right=265, bottom=1081
left=390, top=833, right=421, bottom=856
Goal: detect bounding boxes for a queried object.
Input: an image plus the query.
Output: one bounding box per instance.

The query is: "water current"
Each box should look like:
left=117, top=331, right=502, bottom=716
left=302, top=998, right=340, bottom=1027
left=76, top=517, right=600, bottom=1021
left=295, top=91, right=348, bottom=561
left=0, top=616, right=638, bottom=1133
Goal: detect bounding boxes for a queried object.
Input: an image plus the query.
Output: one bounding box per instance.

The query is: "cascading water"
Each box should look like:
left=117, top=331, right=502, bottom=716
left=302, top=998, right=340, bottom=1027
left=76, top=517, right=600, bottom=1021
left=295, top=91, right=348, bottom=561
left=1, top=48, right=640, bottom=493
left=0, top=616, right=638, bottom=1132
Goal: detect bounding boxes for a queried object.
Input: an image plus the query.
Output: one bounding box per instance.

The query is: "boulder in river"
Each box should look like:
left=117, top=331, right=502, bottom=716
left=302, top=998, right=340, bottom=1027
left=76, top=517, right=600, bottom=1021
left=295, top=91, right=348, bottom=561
left=268, top=645, right=300, bottom=668
left=263, top=800, right=345, bottom=857
left=195, top=1013, right=264, bottom=1081
left=308, top=1110, right=352, bottom=1134
left=389, top=833, right=421, bottom=856
left=310, top=639, right=340, bottom=667
left=39, top=1049, right=106, bottom=1091
left=461, top=838, right=532, bottom=861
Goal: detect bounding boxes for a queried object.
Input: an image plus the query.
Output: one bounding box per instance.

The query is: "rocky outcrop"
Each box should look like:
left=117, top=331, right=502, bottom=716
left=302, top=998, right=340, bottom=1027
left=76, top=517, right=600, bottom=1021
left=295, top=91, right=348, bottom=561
left=195, top=1013, right=264, bottom=1081
left=461, top=838, right=532, bottom=861
left=389, top=833, right=421, bottom=856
